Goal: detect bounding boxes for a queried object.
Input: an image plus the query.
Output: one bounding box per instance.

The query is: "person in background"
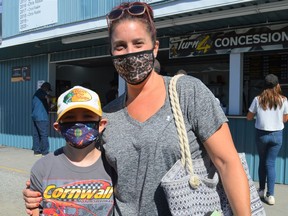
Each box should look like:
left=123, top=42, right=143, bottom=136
left=31, top=82, right=52, bottom=156
left=30, top=86, right=113, bottom=216
left=247, top=74, right=288, bottom=205
left=105, top=79, right=118, bottom=104
left=176, top=69, right=187, bottom=75
left=154, top=58, right=161, bottom=74
left=24, top=2, right=250, bottom=215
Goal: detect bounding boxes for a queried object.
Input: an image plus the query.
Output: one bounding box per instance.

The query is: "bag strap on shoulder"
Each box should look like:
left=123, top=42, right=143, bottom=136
left=169, top=74, right=199, bottom=189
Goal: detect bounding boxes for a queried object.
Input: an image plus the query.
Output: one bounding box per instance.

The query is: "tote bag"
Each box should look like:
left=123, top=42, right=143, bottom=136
left=160, top=74, right=265, bottom=216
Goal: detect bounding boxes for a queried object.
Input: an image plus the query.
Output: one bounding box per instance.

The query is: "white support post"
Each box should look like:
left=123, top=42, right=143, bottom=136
left=118, top=76, right=126, bottom=96
left=229, top=53, right=243, bottom=115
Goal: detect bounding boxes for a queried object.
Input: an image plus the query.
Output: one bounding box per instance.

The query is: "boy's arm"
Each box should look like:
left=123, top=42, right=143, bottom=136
left=28, top=163, right=44, bottom=215
left=23, top=180, right=42, bottom=215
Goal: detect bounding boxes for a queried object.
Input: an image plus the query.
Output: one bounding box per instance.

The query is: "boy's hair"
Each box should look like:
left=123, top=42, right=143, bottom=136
left=56, top=86, right=102, bottom=122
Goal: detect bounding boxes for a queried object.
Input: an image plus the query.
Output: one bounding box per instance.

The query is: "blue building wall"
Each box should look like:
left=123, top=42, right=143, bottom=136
left=3, top=0, right=169, bottom=38
left=228, top=117, right=288, bottom=184
left=0, top=55, right=48, bottom=148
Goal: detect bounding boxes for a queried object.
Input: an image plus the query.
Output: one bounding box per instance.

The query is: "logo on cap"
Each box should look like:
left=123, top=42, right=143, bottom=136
left=63, top=88, right=92, bottom=104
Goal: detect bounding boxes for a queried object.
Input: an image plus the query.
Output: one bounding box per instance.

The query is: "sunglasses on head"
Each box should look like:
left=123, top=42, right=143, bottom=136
left=106, top=3, right=152, bottom=28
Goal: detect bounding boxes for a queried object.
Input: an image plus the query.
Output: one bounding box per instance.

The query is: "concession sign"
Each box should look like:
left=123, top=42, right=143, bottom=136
left=169, top=24, right=288, bottom=58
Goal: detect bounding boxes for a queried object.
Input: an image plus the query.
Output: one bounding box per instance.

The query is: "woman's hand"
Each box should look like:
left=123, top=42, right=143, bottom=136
left=23, top=180, right=42, bottom=215
left=246, top=111, right=255, bottom=121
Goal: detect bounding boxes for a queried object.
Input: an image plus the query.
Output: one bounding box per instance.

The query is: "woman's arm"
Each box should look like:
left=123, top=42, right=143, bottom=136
left=23, top=180, right=42, bottom=215
left=204, top=123, right=251, bottom=216
left=246, top=111, right=255, bottom=121
left=283, top=114, right=288, bottom=123
left=31, top=208, right=39, bottom=216
left=283, top=99, right=288, bottom=123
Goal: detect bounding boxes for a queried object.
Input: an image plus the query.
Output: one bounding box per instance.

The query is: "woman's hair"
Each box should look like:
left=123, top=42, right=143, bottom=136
left=258, top=84, right=284, bottom=110
left=107, top=2, right=157, bottom=45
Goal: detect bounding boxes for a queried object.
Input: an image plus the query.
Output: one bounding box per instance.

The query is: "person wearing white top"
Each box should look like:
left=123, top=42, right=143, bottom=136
left=247, top=74, right=288, bottom=205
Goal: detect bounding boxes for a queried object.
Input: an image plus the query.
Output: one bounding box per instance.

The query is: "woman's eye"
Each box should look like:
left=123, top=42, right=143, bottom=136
left=135, top=41, right=144, bottom=46
left=115, top=46, right=124, bottom=51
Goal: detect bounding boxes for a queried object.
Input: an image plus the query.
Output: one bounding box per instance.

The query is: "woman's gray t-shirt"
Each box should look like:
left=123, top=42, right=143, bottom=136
left=103, top=75, right=227, bottom=216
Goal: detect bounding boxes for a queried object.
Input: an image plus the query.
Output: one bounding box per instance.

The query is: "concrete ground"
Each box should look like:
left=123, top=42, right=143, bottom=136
left=0, top=145, right=287, bottom=215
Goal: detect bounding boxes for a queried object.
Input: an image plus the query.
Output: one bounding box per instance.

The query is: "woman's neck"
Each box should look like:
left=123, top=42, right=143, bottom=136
left=126, top=72, right=164, bottom=104
left=125, top=72, right=166, bottom=122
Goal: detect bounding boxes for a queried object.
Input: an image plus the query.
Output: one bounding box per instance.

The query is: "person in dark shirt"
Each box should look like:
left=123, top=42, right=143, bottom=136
left=105, top=80, right=118, bottom=104
left=31, top=82, right=52, bottom=156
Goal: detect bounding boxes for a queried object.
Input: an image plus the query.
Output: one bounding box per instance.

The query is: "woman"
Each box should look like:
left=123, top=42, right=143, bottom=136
left=24, top=2, right=250, bottom=215
left=247, top=73, right=288, bottom=205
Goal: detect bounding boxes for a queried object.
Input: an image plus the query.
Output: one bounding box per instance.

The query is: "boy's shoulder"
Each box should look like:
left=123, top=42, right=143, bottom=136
left=31, top=148, right=64, bottom=170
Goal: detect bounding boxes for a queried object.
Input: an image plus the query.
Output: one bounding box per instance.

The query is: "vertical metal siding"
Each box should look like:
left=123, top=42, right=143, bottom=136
left=228, top=117, right=288, bottom=184
left=4, top=0, right=157, bottom=38
left=0, top=55, right=48, bottom=149
left=50, top=45, right=110, bottom=62
left=2, top=0, right=19, bottom=37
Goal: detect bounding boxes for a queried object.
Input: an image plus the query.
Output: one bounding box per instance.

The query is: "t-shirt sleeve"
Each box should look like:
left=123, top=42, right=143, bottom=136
left=283, top=98, right=288, bottom=114
left=178, top=76, right=228, bottom=143
left=30, top=161, right=44, bottom=193
left=248, top=97, right=257, bottom=113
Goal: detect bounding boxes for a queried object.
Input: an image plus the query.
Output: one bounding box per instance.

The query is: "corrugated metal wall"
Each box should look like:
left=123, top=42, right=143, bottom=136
left=50, top=45, right=110, bottom=62
left=50, top=37, right=169, bottom=63
left=228, top=117, right=288, bottom=184
left=3, top=0, right=169, bottom=38
left=0, top=54, right=64, bottom=150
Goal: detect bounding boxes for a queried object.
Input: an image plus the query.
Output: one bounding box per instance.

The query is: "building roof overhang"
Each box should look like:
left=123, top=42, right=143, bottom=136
left=0, top=0, right=287, bottom=61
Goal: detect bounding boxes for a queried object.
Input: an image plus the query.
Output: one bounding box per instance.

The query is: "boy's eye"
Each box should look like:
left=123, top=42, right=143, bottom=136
left=85, top=122, right=99, bottom=128
left=60, top=121, right=100, bottom=129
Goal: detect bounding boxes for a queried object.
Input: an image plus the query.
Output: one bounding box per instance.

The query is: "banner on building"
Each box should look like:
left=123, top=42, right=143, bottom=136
left=11, top=66, right=31, bottom=82
left=169, top=24, right=288, bottom=58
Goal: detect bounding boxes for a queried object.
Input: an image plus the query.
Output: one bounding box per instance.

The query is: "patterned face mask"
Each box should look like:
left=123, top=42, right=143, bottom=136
left=112, top=49, right=154, bottom=85
left=59, top=121, right=100, bottom=149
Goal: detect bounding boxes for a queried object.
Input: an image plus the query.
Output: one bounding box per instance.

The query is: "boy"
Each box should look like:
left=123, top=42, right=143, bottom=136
left=30, top=86, right=114, bottom=216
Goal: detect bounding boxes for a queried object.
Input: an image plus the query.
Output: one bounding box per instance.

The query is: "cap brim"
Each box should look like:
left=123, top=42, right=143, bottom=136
left=57, top=104, right=102, bottom=122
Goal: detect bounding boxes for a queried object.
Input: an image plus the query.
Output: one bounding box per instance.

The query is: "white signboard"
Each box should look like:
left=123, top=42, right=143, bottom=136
left=19, top=0, right=58, bottom=32
left=37, top=80, right=45, bottom=89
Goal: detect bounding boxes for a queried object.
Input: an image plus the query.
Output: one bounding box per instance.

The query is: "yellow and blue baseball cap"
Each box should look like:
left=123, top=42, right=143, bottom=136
left=56, top=86, right=102, bottom=122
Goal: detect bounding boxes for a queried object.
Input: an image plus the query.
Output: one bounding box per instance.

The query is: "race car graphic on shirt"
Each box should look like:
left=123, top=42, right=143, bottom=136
left=41, top=179, right=113, bottom=216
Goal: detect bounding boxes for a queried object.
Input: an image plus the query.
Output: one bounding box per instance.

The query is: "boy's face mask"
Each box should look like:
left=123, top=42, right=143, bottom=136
left=59, top=121, right=100, bottom=149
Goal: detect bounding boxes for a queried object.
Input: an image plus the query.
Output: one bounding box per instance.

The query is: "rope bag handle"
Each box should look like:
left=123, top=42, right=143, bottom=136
left=169, top=74, right=200, bottom=188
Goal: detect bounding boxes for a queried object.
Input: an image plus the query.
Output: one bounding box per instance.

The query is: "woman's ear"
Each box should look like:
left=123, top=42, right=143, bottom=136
left=153, top=40, right=160, bottom=58
left=99, top=118, right=108, bottom=133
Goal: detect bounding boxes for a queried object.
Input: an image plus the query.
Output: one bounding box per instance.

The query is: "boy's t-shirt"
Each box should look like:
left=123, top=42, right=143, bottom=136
left=30, top=147, right=114, bottom=216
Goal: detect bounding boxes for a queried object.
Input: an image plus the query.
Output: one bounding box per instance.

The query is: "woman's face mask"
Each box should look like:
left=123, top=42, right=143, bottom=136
left=59, top=121, right=100, bottom=149
left=112, top=49, right=154, bottom=85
